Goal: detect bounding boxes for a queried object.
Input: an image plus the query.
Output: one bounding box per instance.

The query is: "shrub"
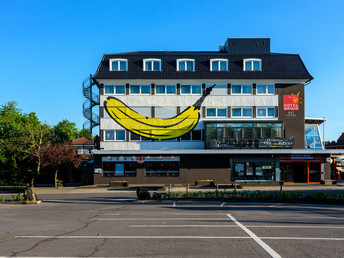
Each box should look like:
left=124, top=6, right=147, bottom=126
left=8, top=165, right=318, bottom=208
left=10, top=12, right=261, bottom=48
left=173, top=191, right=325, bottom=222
left=0, top=196, right=5, bottom=203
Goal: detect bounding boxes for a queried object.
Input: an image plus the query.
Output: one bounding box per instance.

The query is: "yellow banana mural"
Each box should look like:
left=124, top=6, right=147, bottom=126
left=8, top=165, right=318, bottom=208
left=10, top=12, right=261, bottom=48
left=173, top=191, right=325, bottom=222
left=105, top=84, right=216, bottom=140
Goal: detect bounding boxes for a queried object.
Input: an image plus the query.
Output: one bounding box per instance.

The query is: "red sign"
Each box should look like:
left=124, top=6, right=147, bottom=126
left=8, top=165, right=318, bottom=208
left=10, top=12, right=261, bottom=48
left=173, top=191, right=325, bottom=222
left=137, top=155, right=145, bottom=164
left=283, top=94, right=299, bottom=111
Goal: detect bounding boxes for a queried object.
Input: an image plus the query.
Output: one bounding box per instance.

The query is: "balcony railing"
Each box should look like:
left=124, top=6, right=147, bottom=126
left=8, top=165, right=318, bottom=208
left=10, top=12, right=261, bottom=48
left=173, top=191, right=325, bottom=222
left=207, top=138, right=294, bottom=149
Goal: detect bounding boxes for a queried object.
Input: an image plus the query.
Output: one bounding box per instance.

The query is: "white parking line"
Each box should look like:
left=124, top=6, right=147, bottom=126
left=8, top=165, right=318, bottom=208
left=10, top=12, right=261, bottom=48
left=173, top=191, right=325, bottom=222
left=173, top=202, right=176, bottom=207
left=130, top=225, right=238, bottom=227
left=261, top=237, right=344, bottom=241
left=220, top=202, right=226, bottom=207
left=15, top=235, right=251, bottom=239
left=95, top=218, right=229, bottom=221
left=226, top=214, right=281, bottom=258
left=269, top=203, right=282, bottom=207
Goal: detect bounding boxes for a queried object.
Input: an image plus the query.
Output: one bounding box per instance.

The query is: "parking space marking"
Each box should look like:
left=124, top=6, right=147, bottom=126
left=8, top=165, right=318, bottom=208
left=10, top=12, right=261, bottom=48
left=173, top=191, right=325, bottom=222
left=95, top=218, right=230, bottom=221
left=220, top=202, right=226, bottom=207
left=269, top=203, right=282, bottom=207
left=173, top=202, right=176, bottom=207
left=130, top=225, right=238, bottom=227
left=15, top=235, right=251, bottom=239
left=226, top=214, right=281, bottom=258
left=247, top=225, right=344, bottom=229
left=261, top=237, right=344, bottom=241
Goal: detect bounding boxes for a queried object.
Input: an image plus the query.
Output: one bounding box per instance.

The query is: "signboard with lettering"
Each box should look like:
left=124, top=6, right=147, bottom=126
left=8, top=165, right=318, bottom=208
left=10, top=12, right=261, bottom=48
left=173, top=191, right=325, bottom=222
left=283, top=94, right=299, bottom=111
left=102, top=156, right=180, bottom=162
left=258, top=138, right=294, bottom=149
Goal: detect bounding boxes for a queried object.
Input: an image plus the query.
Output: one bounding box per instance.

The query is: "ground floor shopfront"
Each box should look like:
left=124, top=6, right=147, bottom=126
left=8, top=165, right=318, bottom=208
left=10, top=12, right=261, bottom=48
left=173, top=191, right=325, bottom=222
left=93, top=150, right=340, bottom=185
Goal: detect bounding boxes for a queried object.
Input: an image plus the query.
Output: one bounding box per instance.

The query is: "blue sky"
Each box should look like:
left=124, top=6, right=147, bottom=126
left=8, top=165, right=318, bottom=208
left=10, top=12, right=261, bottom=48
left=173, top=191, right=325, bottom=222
left=1, top=0, right=343, bottom=141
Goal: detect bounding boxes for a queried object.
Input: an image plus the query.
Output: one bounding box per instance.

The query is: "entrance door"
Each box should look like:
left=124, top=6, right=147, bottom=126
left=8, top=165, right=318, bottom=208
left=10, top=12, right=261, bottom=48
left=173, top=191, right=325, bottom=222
left=293, top=163, right=307, bottom=183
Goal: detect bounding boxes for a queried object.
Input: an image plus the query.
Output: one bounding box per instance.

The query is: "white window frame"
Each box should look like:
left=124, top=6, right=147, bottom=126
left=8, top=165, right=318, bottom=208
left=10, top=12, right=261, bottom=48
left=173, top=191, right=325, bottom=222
left=180, top=85, right=202, bottom=95
left=231, top=107, right=253, bottom=118
left=210, top=58, right=228, bottom=71
left=143, top=58, right=161, bottom=71
left=243, top=58, right=262, bottom=71
left=104, top=130, right=126, bottom=141
left=109, top=58, right=128, bottom=71
left=177, top=59, right=195, bottom=71
left=104, top=85, right=125, bottom=95
left=231, top=84, right=253, bottom=95
left=256, top=107, right=275, bottom=118
left=256, top=85, right=275, bottom=95
left=130, top=85, right=151, bottom=95
left=155, top=84, right=177, bottom=95
left=206, top=107, right=227, bottom=118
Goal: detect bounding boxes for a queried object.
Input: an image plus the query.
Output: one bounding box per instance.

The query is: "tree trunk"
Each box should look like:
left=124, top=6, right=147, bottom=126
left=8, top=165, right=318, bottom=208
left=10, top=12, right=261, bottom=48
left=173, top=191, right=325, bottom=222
left=25, top=178, right=37, bottom=201
left=54, top=169, right=59, bottom=188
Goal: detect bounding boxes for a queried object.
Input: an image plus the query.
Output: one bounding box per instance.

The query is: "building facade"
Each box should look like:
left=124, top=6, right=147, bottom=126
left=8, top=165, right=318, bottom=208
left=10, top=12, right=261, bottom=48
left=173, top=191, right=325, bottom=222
left=91, top=37, right=340, bottom=185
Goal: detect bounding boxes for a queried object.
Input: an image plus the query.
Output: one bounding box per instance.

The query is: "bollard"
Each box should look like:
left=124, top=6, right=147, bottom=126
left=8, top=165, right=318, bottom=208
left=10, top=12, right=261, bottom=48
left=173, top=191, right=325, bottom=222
left=216, top=184, right=219, bottom=191
left=186, top=183, right=189, bottom=194
left=168, top=184, right=171, bottom=194
left=279, top=181, right=284, bottom=195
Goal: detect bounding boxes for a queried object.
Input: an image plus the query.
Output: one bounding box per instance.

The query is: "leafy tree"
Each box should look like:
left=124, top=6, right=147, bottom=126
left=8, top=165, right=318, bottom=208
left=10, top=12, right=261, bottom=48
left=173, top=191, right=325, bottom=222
left=78, top=128, right=92, bottom=138
left=53, top=119, right=78, bottom=142
left=42, top=142, right=81, bottom=188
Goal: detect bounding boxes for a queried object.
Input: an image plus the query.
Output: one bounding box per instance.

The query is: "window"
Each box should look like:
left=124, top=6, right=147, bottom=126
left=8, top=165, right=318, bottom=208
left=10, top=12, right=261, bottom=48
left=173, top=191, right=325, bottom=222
left=231, top=108, right=253, bottom=118
left=103, top=162, right=137, bottom=177
left=180, top=85, right=202, bottom=95
left=305, top=124, right=323, bottom=149
left=155, top=85, right=176, bottom=95
left=206, top=108, right=227, bottom=118
left=146, top=162, right=179, bottom=177
left=129, top=132, right=151, bottom=141
left=155, top=107, right=177, bottom=118
left=257, top=85, right=275, bottom=95
left=130, top=85, right=151, bottom=94
left=104, top=85, right=125, bottom=95
left=207, top=84, right=227, bottom=95
left=143, top=59, right=161, bottom=71
left=104, top=130, right=125, bottom=141
left=177, top=59, right=195, bottom=71
left=243, top=58, right=261, bottom=71
left=180, top=130, right=202, bottom=141
left=231, top=85, right=252, bottom=95
left=210, top=59, right=228, bottom=71
left=109, top=59, right=128, bottom=71
left=256, top=107, right=275, bottom=118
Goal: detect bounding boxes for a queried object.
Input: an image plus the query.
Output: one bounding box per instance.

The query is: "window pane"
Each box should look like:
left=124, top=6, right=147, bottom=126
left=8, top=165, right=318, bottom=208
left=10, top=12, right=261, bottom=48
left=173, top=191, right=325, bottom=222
left=119, top=61, right=127, bottom=71
left=207, top=108, right=216, bottom=117
left=181, top=85, right=191, bottom=94
left=179, top=61, right=185, bottom=71
left=232, top=85, right=241, bottom=94
left=243, top=108, right=252, bottom=117
left=141, top=85, right=151, bottom=94
left=105, top=131, right=115, bottom=141
left=115, top=163, right=124, bottom=176
left=145, top=61, right=152, bottom=71
left=130, top=132, right=140, bottom=141
left=257, top=85, right=266, bottom=94
left=192, top=85, right=201, bottom=94
left=155, top=107, right=177, bottom=118
left=130, top=85, right=140, bottom=94
left=166, top=85, right=176, bottom=94
left=156, top=85, right=165, bottom=94
left=220, top=61, right=227, bottom=71
left=245, top=61, right=252, bottom=71
left=115, top=85, right=125, bottom=94
left=181, top=132, right=191, bottom=141
left=192, top=130, right=202, bottom=140
left=211, top=84, right=227, bottom=95
left=253, top=61, right=260, bottom=70
left=232, top=108, right=241, bottom=117
left=243, top=85, right=252, bottom=94
left=268, top=108, right=275, bottom=117
left=153, top=61, right=160, bottom=71
left=112, top=61, right=118, bottom=71
left=268, top=85, right=275, bottom=94
left=217, top=108, right=227, bottom=117
left=212, top=61, right=219, bottom=71
left=186, top=61, right=193, bottom=71
left=105, top=86, right=114, bottom=94
left=257, top=108, right=266, bottom=117
left=116, top=130, right=125, bottom=141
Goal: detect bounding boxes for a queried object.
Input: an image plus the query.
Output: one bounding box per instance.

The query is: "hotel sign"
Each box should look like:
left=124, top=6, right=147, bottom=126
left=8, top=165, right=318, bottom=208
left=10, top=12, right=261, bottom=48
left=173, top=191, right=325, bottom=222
left=283, top=94, right=299, bottom=111
left=258, top=138, right=294, bottom=149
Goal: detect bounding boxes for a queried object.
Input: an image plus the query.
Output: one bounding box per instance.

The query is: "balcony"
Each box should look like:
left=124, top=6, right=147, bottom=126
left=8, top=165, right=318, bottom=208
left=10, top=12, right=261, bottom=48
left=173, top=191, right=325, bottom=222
left=207, top=138, right=294, bottom=149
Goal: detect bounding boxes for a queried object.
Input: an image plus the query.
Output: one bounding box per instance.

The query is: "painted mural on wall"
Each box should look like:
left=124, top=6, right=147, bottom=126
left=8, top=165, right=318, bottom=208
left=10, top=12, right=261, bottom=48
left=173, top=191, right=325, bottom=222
left=104, top=84, right=216, bottom=140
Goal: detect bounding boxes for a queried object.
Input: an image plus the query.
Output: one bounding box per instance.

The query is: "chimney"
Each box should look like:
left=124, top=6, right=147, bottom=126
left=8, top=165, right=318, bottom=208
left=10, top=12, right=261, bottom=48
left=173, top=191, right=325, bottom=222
left=75, top=133, right=79, bottom=139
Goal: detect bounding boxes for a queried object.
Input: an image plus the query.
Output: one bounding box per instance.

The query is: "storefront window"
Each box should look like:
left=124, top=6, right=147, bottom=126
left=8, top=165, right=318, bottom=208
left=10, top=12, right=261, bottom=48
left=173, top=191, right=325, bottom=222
left=232, top=162, right=275, bottom=181
left=146, top=162, right=179, bottom=177
left=103, top=162, right=137, bottom=177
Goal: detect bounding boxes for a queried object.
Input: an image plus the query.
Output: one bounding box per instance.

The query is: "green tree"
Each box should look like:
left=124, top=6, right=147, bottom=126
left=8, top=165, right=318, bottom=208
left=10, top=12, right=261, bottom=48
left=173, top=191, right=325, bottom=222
left=53, top=119, right=78, bottom=143
left=78, top=128, right=92, bottom=138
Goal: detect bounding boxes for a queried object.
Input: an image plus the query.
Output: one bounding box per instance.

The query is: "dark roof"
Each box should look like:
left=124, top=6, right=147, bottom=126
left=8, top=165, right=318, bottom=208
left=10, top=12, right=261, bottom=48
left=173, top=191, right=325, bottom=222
left=224, top=38, right=270, bottom=54
left=93, top=52, right=313, bottom=81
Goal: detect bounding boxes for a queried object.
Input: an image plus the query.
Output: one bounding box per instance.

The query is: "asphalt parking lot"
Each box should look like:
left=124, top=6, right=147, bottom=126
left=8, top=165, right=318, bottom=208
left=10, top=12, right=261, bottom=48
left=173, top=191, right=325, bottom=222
left=1, top=190, right=344, bottom=257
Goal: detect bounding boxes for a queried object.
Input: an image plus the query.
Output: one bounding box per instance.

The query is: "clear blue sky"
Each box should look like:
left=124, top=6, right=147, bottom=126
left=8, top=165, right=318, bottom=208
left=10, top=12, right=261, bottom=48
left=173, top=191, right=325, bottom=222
left=1, top=0, right=343, bottom=141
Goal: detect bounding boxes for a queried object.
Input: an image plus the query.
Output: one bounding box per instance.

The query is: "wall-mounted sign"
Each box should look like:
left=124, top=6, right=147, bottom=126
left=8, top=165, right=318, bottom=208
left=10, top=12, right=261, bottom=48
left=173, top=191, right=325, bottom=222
left=102, top=156, right=180, bottom=162
left=94, top=168, right=102, bottom=174
left=283, top=94, right=299, bottom=111
left=137, top=155, right=145, bottom=164
left=258, top=138, right=294, bottom=149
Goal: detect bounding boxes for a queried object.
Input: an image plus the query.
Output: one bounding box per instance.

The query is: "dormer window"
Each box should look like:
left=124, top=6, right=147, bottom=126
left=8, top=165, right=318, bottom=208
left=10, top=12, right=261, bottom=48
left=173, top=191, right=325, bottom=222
left=143, top=59, right=161, bottom=71
left=109, top=59, right=128, bottom=71
left=210, top=59, right=228, bottom=71
left=243, top=58, right=261, bottom=71
left=177, top=59, right=195, bottom=71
